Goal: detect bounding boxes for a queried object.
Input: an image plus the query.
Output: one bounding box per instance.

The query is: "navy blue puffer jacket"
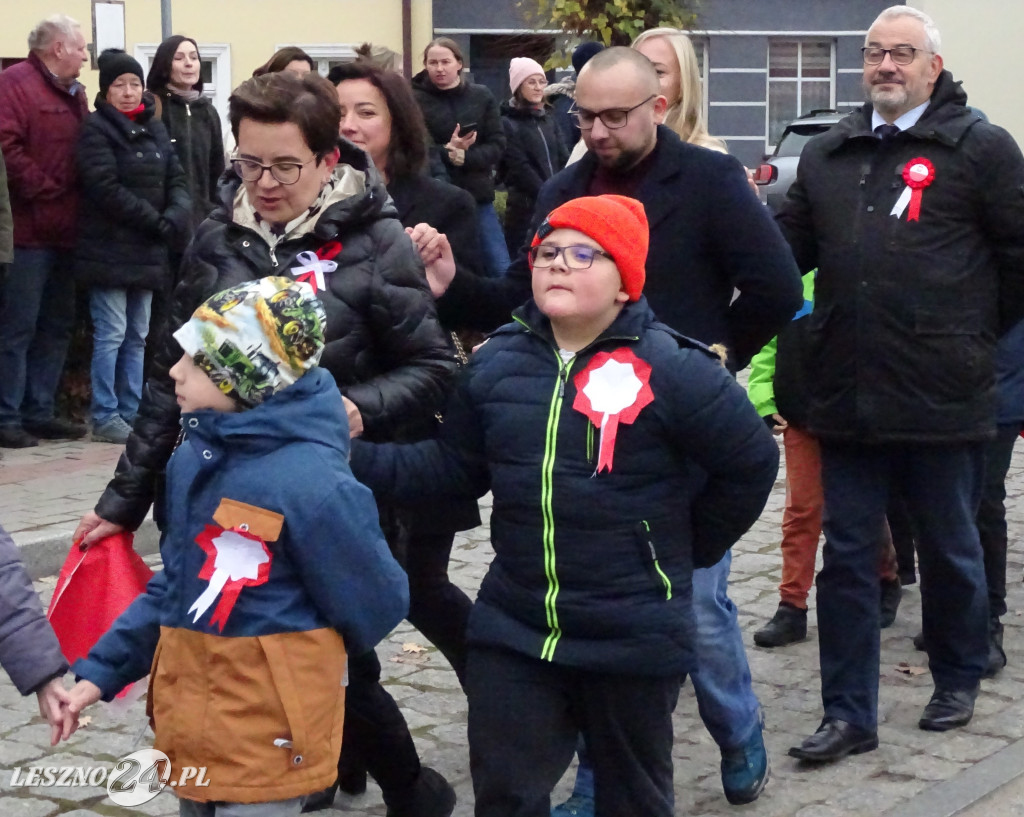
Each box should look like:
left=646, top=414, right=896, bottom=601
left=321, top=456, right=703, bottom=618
left=352, top=298, right=778, bottom=676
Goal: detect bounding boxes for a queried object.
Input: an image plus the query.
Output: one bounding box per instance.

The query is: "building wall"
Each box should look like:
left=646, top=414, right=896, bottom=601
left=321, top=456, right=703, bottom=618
left=1, top=1, right=432, bottom=107
left=911, top=0, right=1024, bottom=146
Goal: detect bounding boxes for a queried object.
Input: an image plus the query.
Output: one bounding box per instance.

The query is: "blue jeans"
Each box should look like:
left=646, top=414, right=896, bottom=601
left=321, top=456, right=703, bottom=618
left=818, top=441, right=989, bottom=730
left=0, top=248, right=77, bottom=427
left=690, top=550, right=762, bottom=749
left=89, top=288, right=153, bottom=425
left=477, top=202, right=511, bottom=278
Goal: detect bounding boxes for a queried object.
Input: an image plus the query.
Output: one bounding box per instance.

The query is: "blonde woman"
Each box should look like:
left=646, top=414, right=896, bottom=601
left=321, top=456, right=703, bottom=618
left=632, top=27, right=726, bottom=152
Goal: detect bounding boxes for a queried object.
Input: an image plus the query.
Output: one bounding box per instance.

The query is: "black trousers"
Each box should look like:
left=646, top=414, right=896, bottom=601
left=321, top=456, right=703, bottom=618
left=977, top=423, right=1020, bottom=619
left=466, top=645, right=682, bottom=817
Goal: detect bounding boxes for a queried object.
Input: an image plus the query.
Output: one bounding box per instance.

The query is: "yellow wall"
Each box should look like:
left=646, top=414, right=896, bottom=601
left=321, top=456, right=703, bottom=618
left=910, top=0, right=1024, bottom=146
left=1, top=0, right=433, bottom=101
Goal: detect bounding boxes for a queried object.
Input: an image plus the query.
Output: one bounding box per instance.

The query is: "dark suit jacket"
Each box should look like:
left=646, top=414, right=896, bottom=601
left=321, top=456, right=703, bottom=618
left=440, top=126, right=802, bottom=370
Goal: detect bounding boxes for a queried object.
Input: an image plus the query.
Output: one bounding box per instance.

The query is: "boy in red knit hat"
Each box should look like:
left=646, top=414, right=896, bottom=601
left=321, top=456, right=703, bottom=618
left=351, top=195, right=779, bottom=816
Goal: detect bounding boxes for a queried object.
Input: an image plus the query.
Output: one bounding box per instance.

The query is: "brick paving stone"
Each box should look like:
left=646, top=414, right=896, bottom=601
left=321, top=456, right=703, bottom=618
left=0, top=436, right=1023, bottom=815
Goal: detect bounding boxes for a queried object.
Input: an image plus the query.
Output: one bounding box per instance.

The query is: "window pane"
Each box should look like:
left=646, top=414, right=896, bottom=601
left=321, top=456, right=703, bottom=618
left=200, top=60, right=213, bottom=84
left=802, top=42, right=831, bottom=78
left=768, top=80, right=797, bottom=145
left=801, top=81, right=831, bottom=113
left=769, top=42, right=798, bottom=78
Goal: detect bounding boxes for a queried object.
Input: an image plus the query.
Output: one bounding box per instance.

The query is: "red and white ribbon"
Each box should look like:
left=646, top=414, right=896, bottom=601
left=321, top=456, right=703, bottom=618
left=890, top=157, right=935, bottom=222
left=188, top=525, right=272, bottom=632
left=289, top=241, right=342, bottom=293
left=572, top=348, right=654, bottom=474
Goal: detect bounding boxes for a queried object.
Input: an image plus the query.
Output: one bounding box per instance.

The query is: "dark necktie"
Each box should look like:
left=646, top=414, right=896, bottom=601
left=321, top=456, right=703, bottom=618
left=875, top=124, right=900, bottom=140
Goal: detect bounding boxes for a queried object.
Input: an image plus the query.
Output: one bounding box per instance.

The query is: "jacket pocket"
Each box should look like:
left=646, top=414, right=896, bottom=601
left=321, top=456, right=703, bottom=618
left=634, top=521, right=673, bottom=600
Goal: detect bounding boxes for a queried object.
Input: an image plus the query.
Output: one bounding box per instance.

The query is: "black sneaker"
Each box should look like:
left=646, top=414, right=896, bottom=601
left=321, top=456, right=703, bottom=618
left=754, top=602, right=808, bottom=648
left=0, top=426, right=38, bottom=448
left=23, top=417, right=87, bottom=440
left=880, top=577, right=902, bottom=628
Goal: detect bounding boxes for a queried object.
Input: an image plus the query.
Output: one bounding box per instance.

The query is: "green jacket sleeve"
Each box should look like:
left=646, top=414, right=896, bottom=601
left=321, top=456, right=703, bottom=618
left=747, top=335, right=778, bottom=418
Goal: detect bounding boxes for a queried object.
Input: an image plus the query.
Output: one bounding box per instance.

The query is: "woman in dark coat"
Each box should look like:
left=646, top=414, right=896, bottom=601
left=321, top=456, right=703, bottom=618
left=411, top=37, right=509, bottom=278
left=76, top=50, right=190, bottom=444
left=146, top=35, right=224, bottom=231
left=500, top=56, right=568, bottom=255
left=74, top=71, right=458, bottom=817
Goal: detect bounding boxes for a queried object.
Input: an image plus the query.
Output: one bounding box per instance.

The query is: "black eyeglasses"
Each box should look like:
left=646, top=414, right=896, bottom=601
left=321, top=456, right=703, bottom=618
left=529, top=244, right=612, bottom=269
left=569, top=95, right=656, bottom=130
left=861, top=46, right=931, bottom=66
left=231, top=155, right=317, bottom=185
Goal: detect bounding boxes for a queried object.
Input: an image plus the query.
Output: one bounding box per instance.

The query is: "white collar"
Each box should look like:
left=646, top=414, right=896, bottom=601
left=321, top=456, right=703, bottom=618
left=871, top=100, right=930, bottom=134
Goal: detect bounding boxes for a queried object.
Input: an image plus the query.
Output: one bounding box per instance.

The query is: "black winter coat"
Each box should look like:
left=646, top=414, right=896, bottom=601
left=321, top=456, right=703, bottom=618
left=387, top=172, right=483, bottom=328
left=156, top=90, right=225, bottom=230
left=777, top=71, right=1024, bottom=443
left=351, top=298, right=779, bottom=675
left=94, top=140, right=455, bottom=530
left=387, top=170, right=483, bottom=533
left=500, top=102, right=568, bottom=253
left=411, top=71, right=506, bottom=203
left=75, top=96, right=190, bottom=290
left=439, top=126, right=803, bottom=370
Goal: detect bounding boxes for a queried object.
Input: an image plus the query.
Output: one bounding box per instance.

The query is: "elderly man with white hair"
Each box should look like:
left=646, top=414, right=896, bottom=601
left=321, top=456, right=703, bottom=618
left=778, top=5, right=1024, bottom=762
left=0, top=14, right=89, bottom=448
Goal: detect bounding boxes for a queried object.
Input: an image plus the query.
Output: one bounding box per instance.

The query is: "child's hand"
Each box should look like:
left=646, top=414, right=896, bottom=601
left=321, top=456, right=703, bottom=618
left=341, top=396, right=364, bottom=438
left=65, top=679, right=103, bottom=739
left=36, top=676, right=76, bottom=745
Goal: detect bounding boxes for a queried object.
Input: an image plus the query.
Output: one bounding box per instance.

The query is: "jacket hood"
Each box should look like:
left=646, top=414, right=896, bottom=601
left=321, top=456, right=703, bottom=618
left=825, top=69, right=979, bottom=152
left=411, top=68, right=465, bottom=96
left=544, top=77, right=575, bottom=99
left=501, top=100, right=548, bottom=119
left=181, top=367, right=350, bottom=457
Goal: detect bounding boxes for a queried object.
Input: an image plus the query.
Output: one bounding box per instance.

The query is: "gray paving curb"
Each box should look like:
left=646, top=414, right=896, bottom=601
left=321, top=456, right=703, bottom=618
left=15, top=519, right=161, bottom=580
left=880, top=732, right=1024, bottom=817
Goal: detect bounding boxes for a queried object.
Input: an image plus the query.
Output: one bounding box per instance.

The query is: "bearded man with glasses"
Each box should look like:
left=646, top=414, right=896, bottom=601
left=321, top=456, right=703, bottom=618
left=778, top=5, right=1024, bottom=763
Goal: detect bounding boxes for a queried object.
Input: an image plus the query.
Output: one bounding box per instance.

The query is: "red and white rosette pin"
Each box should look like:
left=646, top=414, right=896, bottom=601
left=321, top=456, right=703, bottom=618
left=890, top=157, right=935, bottom=222
left=188, top=525, right=272, bottom=632
left=289, top=240, right=342, bottom=293
left=572, top=348, right=654, bottom=474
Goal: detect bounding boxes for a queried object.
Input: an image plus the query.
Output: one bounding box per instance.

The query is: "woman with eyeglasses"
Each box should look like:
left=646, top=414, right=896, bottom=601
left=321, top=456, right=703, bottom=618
left=412, top=37, right=509, bottom=278
left=500, top=57, right=568, bottom=255
left=72, top=71, right=457, bottom=817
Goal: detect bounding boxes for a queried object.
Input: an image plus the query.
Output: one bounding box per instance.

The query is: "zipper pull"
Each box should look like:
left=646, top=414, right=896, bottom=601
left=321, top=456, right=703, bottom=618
left=185, top=102, right=192, bottom=117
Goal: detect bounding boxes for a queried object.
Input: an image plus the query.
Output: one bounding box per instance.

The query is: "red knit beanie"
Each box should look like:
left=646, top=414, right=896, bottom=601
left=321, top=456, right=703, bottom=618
left=531, top=195, right=648, bottom=301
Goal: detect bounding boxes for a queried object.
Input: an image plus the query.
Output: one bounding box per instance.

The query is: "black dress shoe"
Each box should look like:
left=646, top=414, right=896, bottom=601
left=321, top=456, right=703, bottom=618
left=23, top=417, right=86, bottom=440
left=0, top=426, right=38, bottom=448
left=880, top=577, right=901, bottom=628
left=919, top=686, right=978, bottom=731
left=912, top=630, right=925, bottom=651
left=788, top=718, right=878, bottom=762
left=754, top=602, right=808, bottom=647
left=985, top=618, right=1007, bottom=679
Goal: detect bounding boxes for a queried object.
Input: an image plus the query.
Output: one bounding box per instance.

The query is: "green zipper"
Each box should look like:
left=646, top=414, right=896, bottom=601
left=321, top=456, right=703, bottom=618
left=641, top=520, right=673, bottom=600
left=540, top=348, right=575, bottom=661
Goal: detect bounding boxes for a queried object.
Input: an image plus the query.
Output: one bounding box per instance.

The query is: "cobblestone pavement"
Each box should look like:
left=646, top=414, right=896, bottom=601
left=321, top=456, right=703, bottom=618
left=0, top=436, right=1022, bottom=816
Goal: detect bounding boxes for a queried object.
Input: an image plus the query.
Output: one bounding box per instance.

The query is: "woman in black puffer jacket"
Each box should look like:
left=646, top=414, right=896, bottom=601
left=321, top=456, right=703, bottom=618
left=76, top=50, right=190, bottom=444
left=500, top=57, right=568, bottom=255
left=412, top=37, right=509, bottom=279
left=74, top=71, right=457, bottom=817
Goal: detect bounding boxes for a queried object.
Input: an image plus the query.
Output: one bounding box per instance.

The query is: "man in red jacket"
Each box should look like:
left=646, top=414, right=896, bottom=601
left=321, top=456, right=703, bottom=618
left=0, top=14, right=89, bottom=447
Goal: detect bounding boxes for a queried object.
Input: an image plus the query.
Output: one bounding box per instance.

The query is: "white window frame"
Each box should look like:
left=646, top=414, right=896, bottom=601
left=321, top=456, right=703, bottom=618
left=274, top=44, right=362, bottom=77
left=134, top=42, right=232, bottom=135
left=765, top=39, right=835, bottom=151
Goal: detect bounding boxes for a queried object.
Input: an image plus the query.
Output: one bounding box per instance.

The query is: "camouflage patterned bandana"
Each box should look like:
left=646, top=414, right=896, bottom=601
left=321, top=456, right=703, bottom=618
left=173, top=277, right=327, bottom=407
